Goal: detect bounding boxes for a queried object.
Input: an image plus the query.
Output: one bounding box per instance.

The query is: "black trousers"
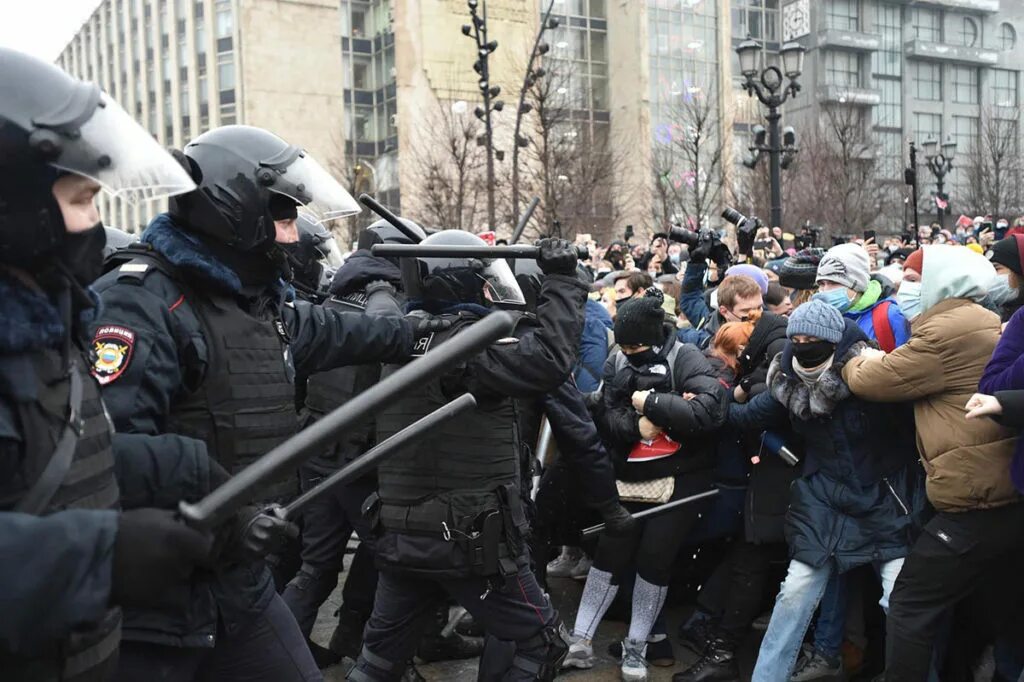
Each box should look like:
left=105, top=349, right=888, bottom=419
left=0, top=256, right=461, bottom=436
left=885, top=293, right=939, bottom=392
left=351, top=556, right=556, bottom=681
left=885, top=501, right=1024, bottom=682
left=281, top=468, right=376, bottom=638
left=113, top=594, right=320, bottom=682
left=717, top=539, right=787, bottom=641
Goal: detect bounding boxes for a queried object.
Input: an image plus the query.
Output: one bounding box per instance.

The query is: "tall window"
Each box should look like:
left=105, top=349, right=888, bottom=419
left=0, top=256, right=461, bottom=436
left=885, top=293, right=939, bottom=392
left=951, top=65, right=978, bottom=104
left=912, top=8, right=941, bottom=43
left=951, top=115, right=978, bottom=153
left=872, top=3, right=902, bottom=77
left=217, top=53, right=235, bottom=90
left=911, top=61, right=942, bottom=101
left=957, top=16, right=978, bottom=47
left=993, top=69, right=1018, bottom=108
left=914, top=112, right=941, bottom=143
left=1000, top=23, right=1017, bottom=51
left=825, top=0, right=858, bottom=31
left=876, top=78, right=901, bottom=128
left=825, top=50, right=860, bottom=87
left=216, top=0, right=233, bottom=38
left=731, top=0, right=778, bottom=43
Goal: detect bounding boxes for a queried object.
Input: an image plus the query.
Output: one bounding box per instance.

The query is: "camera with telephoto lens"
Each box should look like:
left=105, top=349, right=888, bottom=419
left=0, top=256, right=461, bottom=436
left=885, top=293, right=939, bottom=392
left=668, top=223, right=733, bottom=271
left=721, top=207, right=761, bottom=258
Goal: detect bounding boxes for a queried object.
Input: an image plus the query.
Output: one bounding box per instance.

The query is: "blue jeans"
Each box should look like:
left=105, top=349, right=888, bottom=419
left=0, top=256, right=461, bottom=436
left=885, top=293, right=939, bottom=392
left=751, top=558, right=903, bottom=682
left=811, top=571, right=848, bottom=658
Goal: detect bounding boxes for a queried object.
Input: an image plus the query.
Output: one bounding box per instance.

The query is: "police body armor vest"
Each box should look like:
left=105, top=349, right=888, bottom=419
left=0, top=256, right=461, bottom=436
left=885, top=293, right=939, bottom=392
left=118, top=253, right=299, bottom=502
left=0, top=348, right=122, bottom=681
left=373, top=314, right=529, bottom=578
left=302, top=292, right=380, bottom=474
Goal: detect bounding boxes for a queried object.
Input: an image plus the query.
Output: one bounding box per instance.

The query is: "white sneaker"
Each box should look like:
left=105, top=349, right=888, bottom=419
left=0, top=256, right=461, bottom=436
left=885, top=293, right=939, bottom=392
left=546, top=547, right=581, bottom=578
left=570, top=555, right=593, bottom=580
left=621, top=638, right=648, bottom=681
left=561, top=633, right=595, bottom=670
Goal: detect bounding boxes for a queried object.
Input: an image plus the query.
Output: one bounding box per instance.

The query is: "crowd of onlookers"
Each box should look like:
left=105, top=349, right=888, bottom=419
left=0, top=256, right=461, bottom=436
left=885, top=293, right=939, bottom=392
left=535, top=215, right=1024, bottom=682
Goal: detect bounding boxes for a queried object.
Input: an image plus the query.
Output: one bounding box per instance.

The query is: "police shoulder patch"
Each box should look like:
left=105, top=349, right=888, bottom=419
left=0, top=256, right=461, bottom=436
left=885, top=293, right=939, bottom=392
left=92, top=325, right=136, bottom=385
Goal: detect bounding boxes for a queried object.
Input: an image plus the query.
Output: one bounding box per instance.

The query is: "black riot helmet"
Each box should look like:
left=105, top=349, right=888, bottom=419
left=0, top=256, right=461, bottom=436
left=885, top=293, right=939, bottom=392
left=512, top=258, right=545, bottom=312
left=169, top=125, right=359, bottom=254
left=402, top=230, right=525, bottom=307
left=282, top=213, right=345, bottom=294
left=0, top=47, right=195, bottom=267
left=357, top=217, right=427, bottom=250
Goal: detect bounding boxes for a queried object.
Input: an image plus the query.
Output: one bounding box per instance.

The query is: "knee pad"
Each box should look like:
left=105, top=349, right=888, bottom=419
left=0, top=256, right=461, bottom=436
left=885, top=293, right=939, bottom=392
left=510, top=621, right=570, bottom=681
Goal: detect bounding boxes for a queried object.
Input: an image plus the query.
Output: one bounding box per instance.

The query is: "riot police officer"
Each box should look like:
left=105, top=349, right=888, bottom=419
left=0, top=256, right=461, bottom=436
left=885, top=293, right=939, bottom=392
left=90, top=125, right=428, bottom=681
left=350, top=230, right=588, bottom=682
left=279, top=212, right=344, bottom=304
left=0, top=47, right=214, bottom=681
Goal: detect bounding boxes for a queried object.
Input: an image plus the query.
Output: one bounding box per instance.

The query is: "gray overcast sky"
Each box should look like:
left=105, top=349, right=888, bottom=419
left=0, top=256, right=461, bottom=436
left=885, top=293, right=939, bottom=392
left=1, top=0, right=102, bottom=61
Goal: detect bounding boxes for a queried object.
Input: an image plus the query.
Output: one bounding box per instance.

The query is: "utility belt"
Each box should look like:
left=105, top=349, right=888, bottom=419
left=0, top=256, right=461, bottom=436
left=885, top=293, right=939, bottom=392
left=365, top=484, right=529, bottom=579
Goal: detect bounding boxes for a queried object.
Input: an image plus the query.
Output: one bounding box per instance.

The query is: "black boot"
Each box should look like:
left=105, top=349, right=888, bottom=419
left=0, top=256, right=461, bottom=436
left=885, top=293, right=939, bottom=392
left=328, top=607, right=367, bottom=661
left=401, top=660, right=425, bottom=682
left=672, top=638, right=739, bottom=682
left=416, top=604, right=485, bottom=663
left=306, top=639, right=342, bottom=669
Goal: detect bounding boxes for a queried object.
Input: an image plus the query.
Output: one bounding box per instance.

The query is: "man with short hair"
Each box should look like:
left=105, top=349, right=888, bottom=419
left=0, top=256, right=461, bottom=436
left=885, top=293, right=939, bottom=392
left=613, top=271, right=655, bottom=308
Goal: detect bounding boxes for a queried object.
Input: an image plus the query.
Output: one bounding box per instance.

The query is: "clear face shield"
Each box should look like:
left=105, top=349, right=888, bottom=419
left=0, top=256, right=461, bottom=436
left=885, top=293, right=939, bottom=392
left=259, top=146, right=360, bottom=223
left=478, top=257, right=526, bottom=306
left=51, top=91, right=196, bottom=202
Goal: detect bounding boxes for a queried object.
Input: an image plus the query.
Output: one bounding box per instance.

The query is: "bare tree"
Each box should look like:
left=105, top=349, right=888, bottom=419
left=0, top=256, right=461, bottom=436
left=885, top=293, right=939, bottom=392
left=517, top=59, right=622, bottom=241
left=406, top=97, right=488, bottom=231
left=785, top=105, right=888, bottom=238
left=649, top=87, right=728, bottom=234
left=959, top=107, right=1024, bottom=218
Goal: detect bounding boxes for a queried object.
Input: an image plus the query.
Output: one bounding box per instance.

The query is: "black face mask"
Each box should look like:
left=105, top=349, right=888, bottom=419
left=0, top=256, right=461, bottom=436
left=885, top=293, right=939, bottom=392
left=625, top=349, right=659, bottom=367
left=60, top=221, right=107, bottom=288
left=791, top=340, right=836, bottom=367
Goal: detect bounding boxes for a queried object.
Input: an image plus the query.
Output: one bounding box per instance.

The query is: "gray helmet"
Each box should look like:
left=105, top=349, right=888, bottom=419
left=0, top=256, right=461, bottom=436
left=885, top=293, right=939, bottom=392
left=401, top=230, right=524, bottom=306
left=358, top=217, right=427, bottom=250
left=0, top=47, right=194, bottom=266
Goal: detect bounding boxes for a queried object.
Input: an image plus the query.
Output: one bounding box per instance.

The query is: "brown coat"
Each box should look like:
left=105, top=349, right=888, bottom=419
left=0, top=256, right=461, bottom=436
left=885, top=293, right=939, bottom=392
left=842, top=298, right=1020, bottom=512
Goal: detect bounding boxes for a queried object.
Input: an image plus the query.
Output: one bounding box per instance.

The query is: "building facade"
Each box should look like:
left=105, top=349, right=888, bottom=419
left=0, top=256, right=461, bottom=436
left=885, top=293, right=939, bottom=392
left=58, top=0, right=344, bottom=232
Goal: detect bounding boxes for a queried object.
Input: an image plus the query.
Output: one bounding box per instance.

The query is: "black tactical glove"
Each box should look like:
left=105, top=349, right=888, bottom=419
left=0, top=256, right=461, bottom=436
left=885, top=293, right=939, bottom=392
left=239, top=504, right=299, bottom=558
left=111, top=509, right=213, bottom=609
left=536, top=238, right=578, bottom=276
left=404, top=313, right=454, bottom=334
left=364, top=279, right=398, bottom=299
left=596, top=499, right=635, bottom=538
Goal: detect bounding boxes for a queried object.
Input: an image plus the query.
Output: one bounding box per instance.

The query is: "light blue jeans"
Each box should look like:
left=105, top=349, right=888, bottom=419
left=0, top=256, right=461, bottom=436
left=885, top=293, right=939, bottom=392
left=751, top=558, right=904, bottom=682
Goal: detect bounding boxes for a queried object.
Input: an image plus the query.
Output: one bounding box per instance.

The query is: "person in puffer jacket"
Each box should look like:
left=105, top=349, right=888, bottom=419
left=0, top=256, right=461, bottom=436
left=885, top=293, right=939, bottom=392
left=842, top=245, right=1023, bottom=682
left=562, top=288, right=727, bottom=682
left=728, top=300, right=924, bottom=682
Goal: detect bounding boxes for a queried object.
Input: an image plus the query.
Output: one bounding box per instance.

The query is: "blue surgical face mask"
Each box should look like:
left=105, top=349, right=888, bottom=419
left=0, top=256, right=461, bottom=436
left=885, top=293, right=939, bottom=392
left=988, top=274, right=1016, bottom=306
left=897, top=281, right=922, bottom=321
left=813, top=287, right=854, bottom=313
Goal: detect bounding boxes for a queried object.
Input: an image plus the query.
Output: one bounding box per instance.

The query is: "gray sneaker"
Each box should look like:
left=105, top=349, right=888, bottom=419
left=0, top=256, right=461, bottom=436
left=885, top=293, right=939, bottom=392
left=546, top=547, right=581, bottom=578
left=621, top=638, right=648, bottom=681
left=790, top=647, right=843, bottom=681
left=561, top=632, right=595, bottom=670
left=569, top=555, right=593, bottom=580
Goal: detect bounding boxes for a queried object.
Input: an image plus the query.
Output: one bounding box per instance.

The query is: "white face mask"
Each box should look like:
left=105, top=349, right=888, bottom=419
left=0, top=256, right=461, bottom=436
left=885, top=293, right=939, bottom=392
left=897, top=280, right=922, bottom=321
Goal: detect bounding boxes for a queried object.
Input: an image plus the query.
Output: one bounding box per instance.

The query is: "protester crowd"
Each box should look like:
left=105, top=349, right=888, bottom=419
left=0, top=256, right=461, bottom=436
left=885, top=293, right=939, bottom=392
left=3, top=47, right=1024, bottom=682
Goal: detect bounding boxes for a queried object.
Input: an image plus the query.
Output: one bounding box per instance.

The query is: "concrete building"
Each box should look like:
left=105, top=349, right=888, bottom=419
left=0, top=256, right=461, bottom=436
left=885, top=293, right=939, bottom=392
left=57, top=0, right=345, bottom=232
left=762, top=0, right=1024, bottom=223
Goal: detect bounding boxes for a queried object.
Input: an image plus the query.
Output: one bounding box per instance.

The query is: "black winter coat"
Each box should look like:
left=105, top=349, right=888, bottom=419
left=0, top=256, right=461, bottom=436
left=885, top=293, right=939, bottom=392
left=600, top=326, right=727, bottom=481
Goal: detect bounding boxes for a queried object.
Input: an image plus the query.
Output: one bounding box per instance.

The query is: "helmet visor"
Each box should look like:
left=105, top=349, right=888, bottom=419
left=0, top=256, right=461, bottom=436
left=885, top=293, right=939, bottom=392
left=322, top=237, right=345, bottom=268
left=479, top=258, right=525, bottom=306
left=269, top=152, right=360, bottom=222
left=52, top=92, right=196, bottom=203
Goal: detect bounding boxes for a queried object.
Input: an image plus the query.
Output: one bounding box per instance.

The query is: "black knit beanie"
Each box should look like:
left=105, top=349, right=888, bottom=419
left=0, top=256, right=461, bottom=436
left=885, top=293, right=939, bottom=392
left=615, top=288, right=666, bottom=346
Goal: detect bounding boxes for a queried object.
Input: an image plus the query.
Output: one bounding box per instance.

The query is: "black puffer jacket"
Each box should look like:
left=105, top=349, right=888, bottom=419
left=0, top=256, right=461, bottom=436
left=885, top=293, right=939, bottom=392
left=600, top=325, right=727, bottom=481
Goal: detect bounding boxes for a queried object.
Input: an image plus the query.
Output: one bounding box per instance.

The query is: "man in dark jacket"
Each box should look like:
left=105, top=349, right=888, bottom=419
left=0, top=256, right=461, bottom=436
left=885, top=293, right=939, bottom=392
left=0, top=47, right=214, bottom=681
left=92, top=126, right=428, bottom=682
left=350, top=230, right=589, bottom=682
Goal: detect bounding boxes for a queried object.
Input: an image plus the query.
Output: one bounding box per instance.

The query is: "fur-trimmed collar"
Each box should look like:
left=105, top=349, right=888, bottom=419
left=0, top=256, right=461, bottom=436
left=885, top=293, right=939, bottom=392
left=0, top=274, right=103, bottom=354
left=142, top=213, right=243, bottom=293
left=767, top=341, right=867, bottom=420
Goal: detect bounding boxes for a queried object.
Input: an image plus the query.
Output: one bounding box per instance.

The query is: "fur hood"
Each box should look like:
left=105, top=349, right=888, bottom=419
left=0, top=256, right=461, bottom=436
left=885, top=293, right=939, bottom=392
left=768, top=321, right=870, bottom=421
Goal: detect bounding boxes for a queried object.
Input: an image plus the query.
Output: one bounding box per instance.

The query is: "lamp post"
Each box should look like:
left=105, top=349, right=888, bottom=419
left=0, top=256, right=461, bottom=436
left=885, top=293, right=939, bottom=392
left=511, top=0, right=558, bottom=230
left=462, top=0, right=503, bottom=232
left=736, top=38, right=805, bottom=230
left=921, top=136, right=956, bottom=229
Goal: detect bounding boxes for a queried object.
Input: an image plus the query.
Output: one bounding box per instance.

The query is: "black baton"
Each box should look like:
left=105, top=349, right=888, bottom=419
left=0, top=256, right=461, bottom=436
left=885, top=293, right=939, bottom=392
left=510, top=197, right=540, bottom=244
left=371, top=243, right=590, bottom=260
left=358, top=193, right=424, bottom=243
left=283, top=393, right=477, bottom=519
left=581, top=489, right=721, bottom=538
left=179, top=312, right=515, bottom=530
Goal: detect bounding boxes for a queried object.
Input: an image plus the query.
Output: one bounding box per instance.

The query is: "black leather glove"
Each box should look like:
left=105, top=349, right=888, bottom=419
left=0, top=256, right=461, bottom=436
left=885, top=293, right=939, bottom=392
left=111, top=509, right=213, bottom=609
left=596, top=499, right=635, bottom=538
left=239, top=504, right=299, bottom=559
left=536, top=238, right=578, bottom=276
left=364, top=280, right=397, bottom=298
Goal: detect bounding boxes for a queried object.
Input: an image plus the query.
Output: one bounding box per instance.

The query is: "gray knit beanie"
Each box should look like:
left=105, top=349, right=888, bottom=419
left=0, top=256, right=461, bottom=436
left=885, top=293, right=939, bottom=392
left=815, top=243, right=871, bottom=293
left=786, top=299, right=844, bottom=343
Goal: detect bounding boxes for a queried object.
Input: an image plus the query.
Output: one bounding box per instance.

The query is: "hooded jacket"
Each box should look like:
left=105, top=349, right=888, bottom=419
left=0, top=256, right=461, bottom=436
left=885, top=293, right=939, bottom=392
left=729, top=321, right=922, bottom=571
left=844, top=245, right=1018, bottom=512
